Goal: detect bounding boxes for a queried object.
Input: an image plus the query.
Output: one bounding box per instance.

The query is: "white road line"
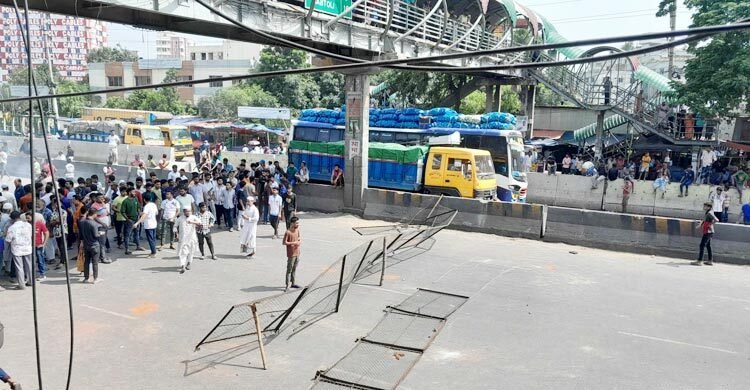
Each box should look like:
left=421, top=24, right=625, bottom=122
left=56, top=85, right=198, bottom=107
left=477, top=266, right=518, bottom=293
left=353, top=284, right=412, bottom=296
left=617, top=331, right=738, bottom=355
left=80, top=304, right=137, bottom=320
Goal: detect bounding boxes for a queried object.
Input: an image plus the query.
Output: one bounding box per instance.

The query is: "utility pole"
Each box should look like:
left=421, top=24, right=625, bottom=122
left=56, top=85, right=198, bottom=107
left=42, top=14, right=60, bottom=132
left=667, top=2, right=676, bottom=80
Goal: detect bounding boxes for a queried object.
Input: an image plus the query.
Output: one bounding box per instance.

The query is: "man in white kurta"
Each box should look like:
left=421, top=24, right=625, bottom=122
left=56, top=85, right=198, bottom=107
left=174, top=207, right=202, bottom=273
left=239, top=197, right=259, bottom=257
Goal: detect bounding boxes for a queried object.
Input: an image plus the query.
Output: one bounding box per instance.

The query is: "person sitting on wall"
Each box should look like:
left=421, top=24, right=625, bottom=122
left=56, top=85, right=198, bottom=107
left=331, top=165, right=344, bottom=188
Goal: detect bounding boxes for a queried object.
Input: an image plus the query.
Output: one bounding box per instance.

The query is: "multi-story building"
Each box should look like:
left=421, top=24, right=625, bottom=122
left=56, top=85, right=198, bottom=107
left=89, top=58, right=255, bottom=105
left=0, top=7, right=107, bottom=82
left=188, top=40, right=262, bottom=63
left=156, top=32, right=193, bottom=60
left=635, top=42, right=693, bottom=80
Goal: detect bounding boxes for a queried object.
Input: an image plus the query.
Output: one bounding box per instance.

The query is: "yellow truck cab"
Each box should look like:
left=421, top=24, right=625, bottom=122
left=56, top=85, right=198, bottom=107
left=423, top=147, right=497, bottom=199
left=159, top=125, right=193, bottom=160
left=124, top=124, right=166, bottom=146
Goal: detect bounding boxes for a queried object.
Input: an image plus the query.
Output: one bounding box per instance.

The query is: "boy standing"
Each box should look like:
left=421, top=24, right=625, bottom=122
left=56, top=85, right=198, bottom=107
left=197, top=202, right=216, bottom=260
left=268, top=187, right=283, bottom=239
left=692, top=202, right=718, bottom=266
left=283, top=216, right=301, bottom=292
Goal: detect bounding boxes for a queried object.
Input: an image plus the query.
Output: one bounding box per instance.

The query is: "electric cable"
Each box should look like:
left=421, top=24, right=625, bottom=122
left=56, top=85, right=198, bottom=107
left=15, top=0, right=43, bottom=388
left=4, top=19, right=749, bottom=105
left=13, top=1, right=76, bottom=389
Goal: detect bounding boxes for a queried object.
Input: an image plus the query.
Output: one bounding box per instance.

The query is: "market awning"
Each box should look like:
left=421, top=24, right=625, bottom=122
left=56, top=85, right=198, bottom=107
left=573, top=114, right=628, bottom=142
left=723, top=141, right=750, bottom=153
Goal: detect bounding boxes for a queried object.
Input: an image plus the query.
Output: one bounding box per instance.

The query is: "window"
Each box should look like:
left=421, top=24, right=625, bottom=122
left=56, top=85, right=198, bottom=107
left=134, top=76, right=151, bottom=86
left=208, top=52, right=214, bottom=60
left=209, top=76, right=222, bottom=88
left=448, top=158, right=473, bottom=179
left=201, top=53, right=207, bottom=60
left=431, top=154, right=442, bottom=170
left=218, top=52, right=224, bottom=60
left=107, top=76, right=123, bottom=87
left=190, top=53, right=195, bottom=60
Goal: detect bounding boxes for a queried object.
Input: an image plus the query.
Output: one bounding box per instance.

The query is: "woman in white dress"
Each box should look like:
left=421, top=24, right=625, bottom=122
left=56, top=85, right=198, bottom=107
left=239, top=196, right=259, bottom=257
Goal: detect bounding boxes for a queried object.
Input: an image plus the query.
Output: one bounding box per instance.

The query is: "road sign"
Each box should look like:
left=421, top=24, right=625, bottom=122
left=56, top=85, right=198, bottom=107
left=237, top=107, right=292, bottom=120
left=305, top=0, right=353, bottom=19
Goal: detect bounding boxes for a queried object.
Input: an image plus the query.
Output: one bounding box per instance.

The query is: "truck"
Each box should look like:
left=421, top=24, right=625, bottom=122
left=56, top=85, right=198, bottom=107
left=288, top=134, right=497, bottom=199
left=159, top=125, right=193, bottom=160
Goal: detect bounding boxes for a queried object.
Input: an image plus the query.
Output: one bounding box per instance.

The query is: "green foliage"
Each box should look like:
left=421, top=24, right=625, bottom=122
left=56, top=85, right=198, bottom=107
left=196, top=84, right=278, bottom=120
left=313, top=72, right=345, bottom=108
left=656, top=0, right=677, bottom=17
left=103, top=70, right=191, bottom=114
left=248, top=47, right=320, bottom=109
left=56, top=81, right=90, bottom=117
left=86, top=45, right=139, bottom=63
left=7, top=64, right=60, bottom=87
left=535, top=83, right=566, bottom=106
left=374, top=70, right=474, bottom=109
left=461, top=90, right=486, bottom=115
left=104, top=96, right=129, bottom=109
left=500, top=86, right=522, bottom=114
left=670, top=0, right=750, bottom=117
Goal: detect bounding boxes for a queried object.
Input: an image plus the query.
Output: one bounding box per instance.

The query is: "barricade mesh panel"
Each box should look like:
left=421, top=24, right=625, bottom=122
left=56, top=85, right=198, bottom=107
left=391, top=289, right=469, bottom=319
left=195, top=304, right=256, bottom=347
left=320, top=342, right=421, bottom=390
left=363, top=311, right=445, bottom=351
left=309, top=380, right=366, bottom=389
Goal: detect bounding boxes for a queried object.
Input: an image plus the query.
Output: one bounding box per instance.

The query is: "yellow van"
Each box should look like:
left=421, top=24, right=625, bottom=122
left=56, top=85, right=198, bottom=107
left=124, top=124, right=166, bottom=146
left=159, top=125, right=193, bottom=160
left=423, top=147, right=497, bottom=199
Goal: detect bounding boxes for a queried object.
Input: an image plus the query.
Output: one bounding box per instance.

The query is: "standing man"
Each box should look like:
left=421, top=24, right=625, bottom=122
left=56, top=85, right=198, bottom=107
left=622, top=176, right=634, bottom=213
left=107, top=130, right=120, bottom=164
left=160, top=190, right=180, bottom=250
left=29, top=211, right=49, bottom=281
left=121, top=188, right=142, bottom=255
left=79, top=208, right=102, bottom=282
left=220, top=181, right=237, bottom=231
left=174, top=207, right=202, bottom=274
left=708, top=186, right=728, bottom=222
left=239, top=197, right=259, bottom=257
left=699, top=146, right=717, bottom=185
left=167, top=165, right=180, bottom=181
left=283, top=185, right=297, bottom=227
left=175, top=186, right=196, bottom=214
left=692, top=202, right=718, bottom=266
left=282, top=216, right=301, bottom=292
left=602, top=76, right=612, bottom=105
left=6, top=211, right=32, bottom=289
left=133, top=193, right=159, bottom=258
left=90, top=194, right=112, bottom=263
left=268, top=187, right=283, bottom=239
left=196, top=202, right=216, bottom=260
left=112, top=185, right=128, bottom=249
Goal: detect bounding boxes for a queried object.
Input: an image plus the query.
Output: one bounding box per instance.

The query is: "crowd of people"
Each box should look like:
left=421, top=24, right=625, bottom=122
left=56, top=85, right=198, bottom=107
left=0, top=156, right=312, bottom=292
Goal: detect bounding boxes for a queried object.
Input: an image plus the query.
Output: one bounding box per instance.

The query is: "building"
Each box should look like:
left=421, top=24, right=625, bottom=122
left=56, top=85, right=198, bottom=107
left=156, top=32, right=193, bottom=60
left=188, top=40, right=262, bottom=63
left=89, top=58, right=255, bottom=105
left=0, top=7, right=107, bottom=82
left=635, top=42, right=693, bottom=80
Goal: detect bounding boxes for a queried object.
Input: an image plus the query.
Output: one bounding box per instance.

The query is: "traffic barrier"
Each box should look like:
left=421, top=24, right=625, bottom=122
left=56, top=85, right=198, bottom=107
left=602, top=179, right=655, bottom=215
left=294, top=183, right=345, bottom=213
left=363, top=188, right=545, bottom=240
left=526, top=172, right=558, bottom=206
left=543, top=206, right=750, bottom=265
left=526, top=172, right=604, bottom=210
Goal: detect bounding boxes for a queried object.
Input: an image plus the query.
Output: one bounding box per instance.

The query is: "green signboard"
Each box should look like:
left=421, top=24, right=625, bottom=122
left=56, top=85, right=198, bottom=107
left=305, top=0, right=353, bottom=19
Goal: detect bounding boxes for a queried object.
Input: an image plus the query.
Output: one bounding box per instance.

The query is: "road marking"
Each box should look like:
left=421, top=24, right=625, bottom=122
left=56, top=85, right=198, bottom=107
left=81, top=304, right=137, bottom=320
left=477, top=266, right=518, bottom=293
left=353, top=284, right=412, bottom=296
left=617, top=331, right=738, bottom=355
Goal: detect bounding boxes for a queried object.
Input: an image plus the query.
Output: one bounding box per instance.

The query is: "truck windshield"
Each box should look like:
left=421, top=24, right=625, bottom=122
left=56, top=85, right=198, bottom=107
left=172, top=128, right=190, bottom=140
left=508, top=136, right=527, bottom=183
left=475, top=155, right=496, bottom=180
left=142, top=128, right=164, bottom=140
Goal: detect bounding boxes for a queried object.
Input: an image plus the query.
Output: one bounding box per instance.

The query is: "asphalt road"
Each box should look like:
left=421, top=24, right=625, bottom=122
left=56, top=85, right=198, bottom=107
left=1, top=212, right=748, bottom=389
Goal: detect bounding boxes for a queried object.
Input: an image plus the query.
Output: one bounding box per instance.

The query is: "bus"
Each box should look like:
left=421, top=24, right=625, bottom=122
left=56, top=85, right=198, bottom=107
left=81, top=107, right=173, bottom=125
left=291, top=121, right=528, bottom=202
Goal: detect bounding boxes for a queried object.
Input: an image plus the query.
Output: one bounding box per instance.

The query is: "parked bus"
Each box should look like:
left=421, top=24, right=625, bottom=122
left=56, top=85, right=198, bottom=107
left=81, top=107, right=173, bottom=125
left=291, top=121, right=528, bottom=202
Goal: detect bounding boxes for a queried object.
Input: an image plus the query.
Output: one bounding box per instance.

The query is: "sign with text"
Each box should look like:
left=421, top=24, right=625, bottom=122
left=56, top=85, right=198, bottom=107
left=304, top=0, right=353, bottom=19
left=348, top=139, right=360, bottom=159
left=237, top=107, right=292, bottom=120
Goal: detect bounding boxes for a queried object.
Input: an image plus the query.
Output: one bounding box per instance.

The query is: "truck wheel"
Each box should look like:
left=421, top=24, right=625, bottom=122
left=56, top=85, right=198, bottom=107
left=422, top=188, right=431, bottom=195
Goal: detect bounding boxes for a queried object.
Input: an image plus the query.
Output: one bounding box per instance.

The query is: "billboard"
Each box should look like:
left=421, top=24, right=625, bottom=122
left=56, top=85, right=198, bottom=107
left=304, top=0, right=353, bottom=19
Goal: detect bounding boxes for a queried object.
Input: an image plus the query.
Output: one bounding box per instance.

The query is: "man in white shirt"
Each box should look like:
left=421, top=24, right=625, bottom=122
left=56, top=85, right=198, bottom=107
left=0, top=149, right=8, bottom=180
left=220, top=182, right=237, bottom=231
left=268, top=187, right=283, bottom=239
left=134, top=193, right=159, bottom=257
left=189, top=177, right=205, bottom=207
left=709, top=186, right=728, bottom=222
left=64, top=158, right=76, bottom=179
left=699, top=146, right=717, bottom=185
left=174, top=207, right=202, bottom=274
left=160, top=191, right=180, bottom=249
left=175, top=187, right=196, bottom=213
left=107, top=131, right=120, bottom=164
left=167, top=165, right=180, bottom=181
left=6, top=211, right=33, bottom=289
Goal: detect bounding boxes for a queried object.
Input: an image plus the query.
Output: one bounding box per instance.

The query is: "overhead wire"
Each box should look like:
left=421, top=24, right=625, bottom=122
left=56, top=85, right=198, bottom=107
left=3, top=19, right=750, bottom=105
left=13, top=1, right=76, bottom=389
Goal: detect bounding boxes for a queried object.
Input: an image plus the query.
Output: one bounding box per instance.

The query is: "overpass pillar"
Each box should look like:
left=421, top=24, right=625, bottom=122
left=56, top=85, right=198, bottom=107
left=485, top=84, right=503, bottom=113
left=524, top=85, right=536, bottom=139
left=595, top=110, right=605, bottom=160
left=343, top=73, right=370, bottom=213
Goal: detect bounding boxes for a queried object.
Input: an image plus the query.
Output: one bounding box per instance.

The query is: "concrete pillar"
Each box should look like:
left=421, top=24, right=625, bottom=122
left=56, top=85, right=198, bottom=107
left=524, top=85, right=536, bottom=139
left=485, top=85, right=494, bottom=113
left=494, top=84, right=502, bottom=112
left=595, top=110, right=605, bottom=160
left=343, top=73, right=370, bottom=212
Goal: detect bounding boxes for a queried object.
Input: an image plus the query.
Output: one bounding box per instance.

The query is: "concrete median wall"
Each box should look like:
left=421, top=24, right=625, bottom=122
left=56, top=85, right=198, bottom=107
left=543, top=206, right=750, bottom=265
left=363, top=188, right=545, bottom=240
left=526, top=172, right=604, bottom=210
left=294, top=183, right=344, bottom=213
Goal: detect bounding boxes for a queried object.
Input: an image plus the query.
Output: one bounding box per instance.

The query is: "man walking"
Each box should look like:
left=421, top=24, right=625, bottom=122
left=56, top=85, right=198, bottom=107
left=196, top=203, right=216, bottom=260
left=239, top=197, right=259, bottom=257
left=133, top=193, right=159, bottom=258
left=692, top=202, right=718, bottom=266
left=79, top=208, right=102, bottom=283
left=283, top=216, right=301, bottom=292
left=268, top=187, right=283, bottom=239
left=6, top=211, right=32, bottom=289
left=174, top=207, right=202, bottom=274
left=121, top=188, right=142, bottom=255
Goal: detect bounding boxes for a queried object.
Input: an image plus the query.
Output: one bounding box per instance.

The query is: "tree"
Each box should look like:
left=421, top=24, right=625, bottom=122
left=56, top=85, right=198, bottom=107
left=7, top=63, right=61, bottom=87
left=374, top=70, right=476, bottom=110
left=461, top=90, right=486, bottom=115
left=535, top=83, right=566, bottom=106
left=656, top=0, right=677, bottom=17
left=104, top=96, right=129, bottom=109
left=500, top=86, right=522, bottom=114
left=56, top=80, right=90, bottom=117
left=621, top=42, right=635, bottom=51
left=197, top=84, right=278, bottom=120
left=248, top=47, right=321, bottom=109
left=86, top=45, right=139, bottom=63
left=103, top=69, right=191, bottom=114
left=663, top=1, right=750, bottom=117
left=312, top=72, right=345, bottom=108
